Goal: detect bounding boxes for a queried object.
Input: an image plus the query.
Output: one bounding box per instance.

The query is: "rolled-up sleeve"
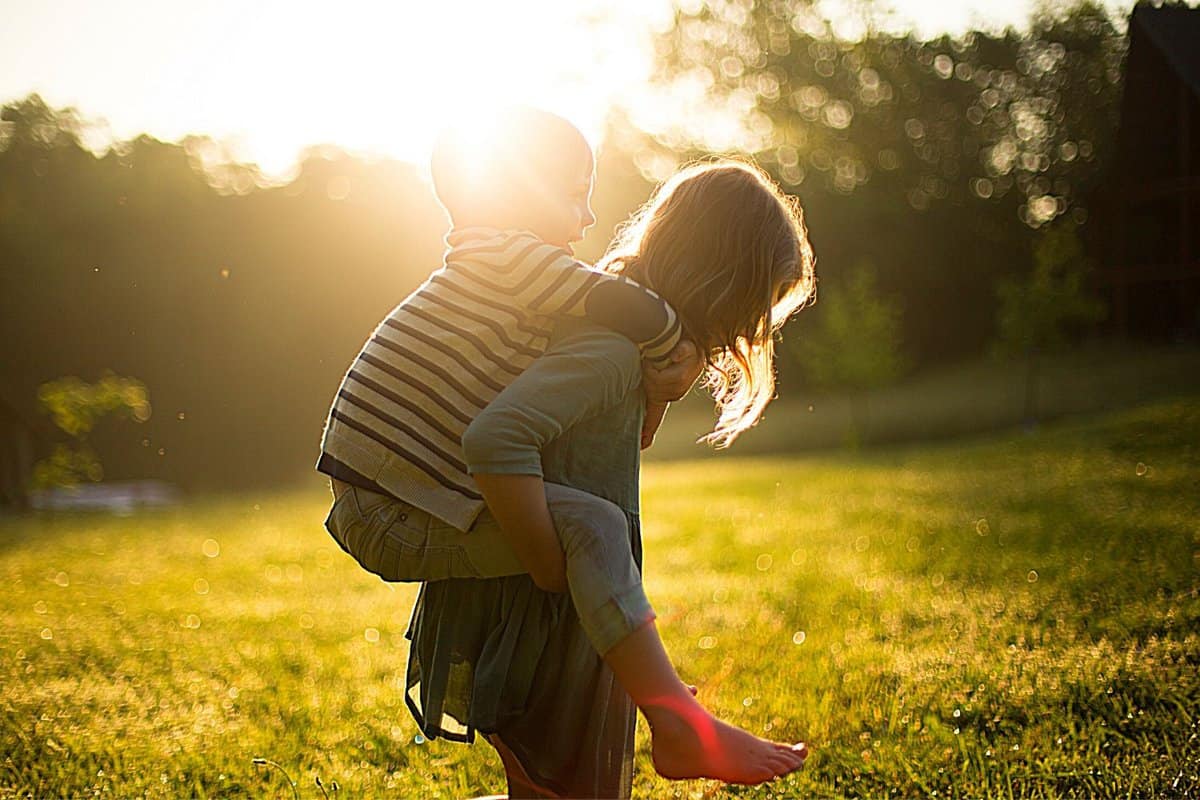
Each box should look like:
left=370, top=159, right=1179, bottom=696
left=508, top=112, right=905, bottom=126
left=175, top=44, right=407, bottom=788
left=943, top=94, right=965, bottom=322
left=461, top=326, right=641, bottom=476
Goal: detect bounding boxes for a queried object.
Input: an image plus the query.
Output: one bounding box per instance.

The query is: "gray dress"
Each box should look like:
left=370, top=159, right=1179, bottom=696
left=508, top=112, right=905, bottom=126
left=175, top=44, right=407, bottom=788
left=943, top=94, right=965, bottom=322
left=404, top=320, right=646, bottom=798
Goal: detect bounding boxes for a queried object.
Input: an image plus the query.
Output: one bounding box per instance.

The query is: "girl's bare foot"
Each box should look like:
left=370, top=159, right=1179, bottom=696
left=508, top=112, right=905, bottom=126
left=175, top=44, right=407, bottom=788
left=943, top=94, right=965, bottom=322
left=602, top=621, right=806, bottom=784
left=644, top=694, right=807, bottom=785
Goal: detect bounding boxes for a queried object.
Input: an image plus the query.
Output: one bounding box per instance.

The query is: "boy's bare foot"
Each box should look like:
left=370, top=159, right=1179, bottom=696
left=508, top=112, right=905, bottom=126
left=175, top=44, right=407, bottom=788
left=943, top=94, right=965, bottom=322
left=644, top=694, right=807, bottom=785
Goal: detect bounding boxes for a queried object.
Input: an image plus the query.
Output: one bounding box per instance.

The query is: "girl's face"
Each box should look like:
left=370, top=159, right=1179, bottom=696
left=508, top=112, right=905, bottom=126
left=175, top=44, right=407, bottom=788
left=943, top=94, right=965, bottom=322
left=531, top=152, right=596, bottom=253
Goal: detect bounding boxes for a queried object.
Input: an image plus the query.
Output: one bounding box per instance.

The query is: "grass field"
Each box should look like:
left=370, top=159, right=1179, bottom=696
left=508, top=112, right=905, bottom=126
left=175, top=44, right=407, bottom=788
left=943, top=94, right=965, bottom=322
left=2, top=399, right=1198, bottom=798
left=647, top=342, right=1200, bottom=460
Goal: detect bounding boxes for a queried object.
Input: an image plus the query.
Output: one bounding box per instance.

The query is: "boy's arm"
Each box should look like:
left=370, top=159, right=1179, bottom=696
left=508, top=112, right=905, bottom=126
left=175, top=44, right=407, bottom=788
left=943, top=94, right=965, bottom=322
left=456, top=231, right=681, bottom=367
left=581, top=275, right=681, bottom=368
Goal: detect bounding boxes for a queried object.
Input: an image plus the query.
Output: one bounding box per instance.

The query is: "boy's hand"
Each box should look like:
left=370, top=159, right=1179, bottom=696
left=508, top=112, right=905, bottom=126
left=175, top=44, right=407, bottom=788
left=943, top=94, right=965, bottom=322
left=642, top=340, right=705, bottom=404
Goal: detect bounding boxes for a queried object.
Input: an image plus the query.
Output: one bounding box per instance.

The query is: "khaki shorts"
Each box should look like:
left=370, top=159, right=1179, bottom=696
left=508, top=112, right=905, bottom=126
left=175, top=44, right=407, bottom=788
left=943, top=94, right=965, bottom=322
left=323, top=478, right=654, bottom=654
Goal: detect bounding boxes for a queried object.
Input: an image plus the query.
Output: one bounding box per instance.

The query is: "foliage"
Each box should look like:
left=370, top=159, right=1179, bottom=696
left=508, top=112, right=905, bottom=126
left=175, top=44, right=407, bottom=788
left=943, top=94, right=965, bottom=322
left=29, top=444, right=105, bottom=490
left=37, top=373, right=151, bottom=438
left=30, top=373, right=150, bottom=489
left=0, top=94, right=449, bottom=492
left=0, top=399, right=1197, bottom=797
left=794, top=262, right=905, bottom=392
left=993, top=222, right=1106, bottom=424
left=994, top=222, right=1106, bottom=356
left=0, top=94, right=84, bottom=152
left=631, top=0, right=1128, bottom=365
left=650, top=341, right=1200, bottom=458
left=0, top=0, right=1136, bottom=490
left=646, top=0, right=1125, bottom=225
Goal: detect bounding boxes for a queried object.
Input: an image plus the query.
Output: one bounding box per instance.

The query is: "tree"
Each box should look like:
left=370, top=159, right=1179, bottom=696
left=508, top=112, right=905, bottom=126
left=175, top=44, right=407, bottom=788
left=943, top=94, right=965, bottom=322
left=645, top=0, right=1124, bottom=222
left=0, top=94, right=448, bottom=491
left=31, top=373, right=151, bottom=490
left=794, top=262, right=905, bottom=446
left=622, top=1, right=1127, bottom=366
left=993, top=222, right=1105, bottom=426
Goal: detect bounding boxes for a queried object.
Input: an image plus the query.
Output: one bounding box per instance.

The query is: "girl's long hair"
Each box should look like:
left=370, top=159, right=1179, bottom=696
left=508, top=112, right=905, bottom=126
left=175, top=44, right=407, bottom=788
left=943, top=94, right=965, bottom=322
left=598, top=160, right=816, bottom=447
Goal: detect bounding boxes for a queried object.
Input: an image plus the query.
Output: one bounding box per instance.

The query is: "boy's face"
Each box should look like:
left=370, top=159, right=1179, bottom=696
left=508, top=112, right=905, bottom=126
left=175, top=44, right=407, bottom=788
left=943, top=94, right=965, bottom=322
left=531, top=151, right=596, bottom=254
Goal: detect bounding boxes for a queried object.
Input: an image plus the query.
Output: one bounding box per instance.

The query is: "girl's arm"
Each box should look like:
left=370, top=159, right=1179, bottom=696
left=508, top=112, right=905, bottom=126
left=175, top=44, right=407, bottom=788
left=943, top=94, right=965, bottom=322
left=470, top=474, right=567, bottom=592
left=460, top=324, right=641, bottom=592
left=640, top=340, right=706, bottom=449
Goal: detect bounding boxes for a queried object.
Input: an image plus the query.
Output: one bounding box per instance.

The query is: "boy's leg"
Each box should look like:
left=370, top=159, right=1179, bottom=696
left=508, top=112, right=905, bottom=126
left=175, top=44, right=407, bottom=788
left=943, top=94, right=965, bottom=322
left=454, top=483, right=653, bottom=655
left=539, top=484, right=655, bottom=656
left=327, top=479, right=654, bottom=655
left=324, top=481, right=508, bottom=582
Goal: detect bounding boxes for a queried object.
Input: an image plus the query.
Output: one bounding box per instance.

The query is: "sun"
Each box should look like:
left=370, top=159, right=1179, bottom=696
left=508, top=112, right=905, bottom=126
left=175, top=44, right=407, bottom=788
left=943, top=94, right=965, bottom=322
left=200, top=0, right=635, bottom=177
left=0, top=0, right=663, bottom=179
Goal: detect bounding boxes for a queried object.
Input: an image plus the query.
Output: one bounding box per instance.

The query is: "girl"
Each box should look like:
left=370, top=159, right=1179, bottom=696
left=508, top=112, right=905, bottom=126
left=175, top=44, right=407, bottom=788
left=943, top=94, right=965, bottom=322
left=405, top=159, right=817, bottom=797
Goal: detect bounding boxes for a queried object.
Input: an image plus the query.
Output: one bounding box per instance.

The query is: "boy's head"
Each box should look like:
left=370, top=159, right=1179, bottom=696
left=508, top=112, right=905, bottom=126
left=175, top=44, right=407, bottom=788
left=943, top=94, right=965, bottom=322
left=431, top=106, right=596, bottom=250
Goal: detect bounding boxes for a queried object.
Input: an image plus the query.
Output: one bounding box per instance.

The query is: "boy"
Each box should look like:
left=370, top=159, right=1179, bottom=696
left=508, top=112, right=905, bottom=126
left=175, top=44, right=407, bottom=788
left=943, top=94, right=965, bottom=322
left=318, top=107, right=806, bottom=787
left=318, top=106, right=695, bottom=640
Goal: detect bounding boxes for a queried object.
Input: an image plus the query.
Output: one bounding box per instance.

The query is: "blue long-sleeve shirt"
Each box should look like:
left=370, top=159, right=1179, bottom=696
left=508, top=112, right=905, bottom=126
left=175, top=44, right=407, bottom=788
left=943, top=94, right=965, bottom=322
left=461, top=320, right=644, bottom=515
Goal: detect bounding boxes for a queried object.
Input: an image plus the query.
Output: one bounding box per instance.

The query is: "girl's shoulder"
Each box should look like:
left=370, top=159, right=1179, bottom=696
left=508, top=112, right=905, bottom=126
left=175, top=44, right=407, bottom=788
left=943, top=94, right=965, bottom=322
left=549, top=316, right=643, bottom=367
left=547, top=320, right=642, bottom=390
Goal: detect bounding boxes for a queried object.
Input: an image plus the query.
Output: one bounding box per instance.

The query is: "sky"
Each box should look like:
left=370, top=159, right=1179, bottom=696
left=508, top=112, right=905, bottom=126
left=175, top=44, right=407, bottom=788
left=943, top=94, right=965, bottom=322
left=0, top=0, right=1135, bottom=178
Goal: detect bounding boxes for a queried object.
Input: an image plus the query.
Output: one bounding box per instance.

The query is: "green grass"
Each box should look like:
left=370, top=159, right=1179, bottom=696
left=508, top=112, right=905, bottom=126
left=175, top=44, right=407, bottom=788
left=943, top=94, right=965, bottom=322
left=2, top=398, right=1199, bottom=798
left=648, top=341, right=1200, bottom=459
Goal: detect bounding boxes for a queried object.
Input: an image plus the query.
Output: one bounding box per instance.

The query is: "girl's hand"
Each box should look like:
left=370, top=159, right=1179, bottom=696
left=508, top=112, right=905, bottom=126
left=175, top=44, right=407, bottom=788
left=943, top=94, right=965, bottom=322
left=641, top=341, right=704, bottom=449
left=642, top=340, right=705, bottom=403
left=471, top=473, right=568, bottom=593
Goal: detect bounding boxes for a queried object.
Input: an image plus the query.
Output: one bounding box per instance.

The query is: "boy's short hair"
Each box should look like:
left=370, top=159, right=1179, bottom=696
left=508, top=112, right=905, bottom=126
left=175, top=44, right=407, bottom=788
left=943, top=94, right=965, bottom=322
left=431, top=106, right=592, bottom=228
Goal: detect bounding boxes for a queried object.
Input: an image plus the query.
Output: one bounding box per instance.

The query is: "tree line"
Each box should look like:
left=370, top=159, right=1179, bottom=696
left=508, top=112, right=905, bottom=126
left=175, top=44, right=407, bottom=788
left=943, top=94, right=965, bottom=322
left=0, top=2, right=1131, bottom=491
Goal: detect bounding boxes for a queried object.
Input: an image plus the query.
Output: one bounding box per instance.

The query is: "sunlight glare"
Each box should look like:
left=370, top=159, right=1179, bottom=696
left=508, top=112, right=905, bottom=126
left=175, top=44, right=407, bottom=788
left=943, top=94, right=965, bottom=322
left=0, top=0, right=1136, bottom=179
left=0, top=0, right=664, bottom=178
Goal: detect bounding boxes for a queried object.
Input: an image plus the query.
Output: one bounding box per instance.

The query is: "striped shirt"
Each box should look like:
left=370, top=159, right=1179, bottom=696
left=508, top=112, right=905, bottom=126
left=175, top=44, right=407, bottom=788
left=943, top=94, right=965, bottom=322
left=317, top=227, right=680, bottom=531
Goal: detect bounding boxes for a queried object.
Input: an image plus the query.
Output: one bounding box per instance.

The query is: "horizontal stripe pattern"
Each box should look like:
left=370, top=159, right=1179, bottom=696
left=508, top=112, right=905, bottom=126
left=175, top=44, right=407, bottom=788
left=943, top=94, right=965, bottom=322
left=319, top=226, right=681, bottom=530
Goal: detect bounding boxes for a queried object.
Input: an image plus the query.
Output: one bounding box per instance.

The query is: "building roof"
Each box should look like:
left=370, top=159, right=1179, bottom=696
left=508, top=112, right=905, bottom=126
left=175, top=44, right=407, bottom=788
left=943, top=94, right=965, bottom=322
left=1133, top=4, right=1200, bottom=101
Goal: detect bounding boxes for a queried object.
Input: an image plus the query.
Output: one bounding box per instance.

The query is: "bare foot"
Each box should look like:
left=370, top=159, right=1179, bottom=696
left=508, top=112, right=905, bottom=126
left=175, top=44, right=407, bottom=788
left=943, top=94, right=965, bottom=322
left=645, top=694, right=807, bottom=785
